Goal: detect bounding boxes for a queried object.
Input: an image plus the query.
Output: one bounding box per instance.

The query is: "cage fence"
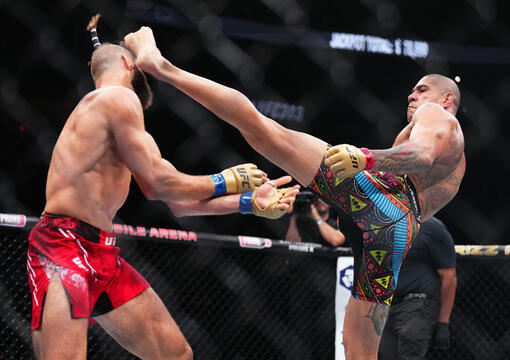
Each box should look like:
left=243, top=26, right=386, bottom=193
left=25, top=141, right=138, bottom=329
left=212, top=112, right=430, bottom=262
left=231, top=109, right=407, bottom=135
left=1, top=217, right=509, bottom=360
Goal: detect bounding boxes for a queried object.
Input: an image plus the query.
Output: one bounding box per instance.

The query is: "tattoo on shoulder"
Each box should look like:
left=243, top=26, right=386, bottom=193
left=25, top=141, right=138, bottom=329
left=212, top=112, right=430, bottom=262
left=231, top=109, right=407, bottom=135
left=365, top=303, right=389, bottom=336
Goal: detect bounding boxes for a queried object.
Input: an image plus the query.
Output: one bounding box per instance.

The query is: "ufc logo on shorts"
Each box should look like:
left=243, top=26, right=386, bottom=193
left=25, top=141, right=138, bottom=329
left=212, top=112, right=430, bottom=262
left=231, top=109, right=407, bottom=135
left=236, top=167, right=251, bottom=189
left=104, top=237, right=116, bottom=246
left=72, top=257, right=88, bottom=271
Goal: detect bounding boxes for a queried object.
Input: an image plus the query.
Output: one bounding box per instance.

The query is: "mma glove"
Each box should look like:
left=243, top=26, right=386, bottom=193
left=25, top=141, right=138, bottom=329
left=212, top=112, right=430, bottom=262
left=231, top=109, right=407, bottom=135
left=210, top=163, right=264, bottom=197
left=325, top=144, right=374, bottom=179
left=432, top=322, right=450, bottom=350
left=239, top=187, right=295, bottom=220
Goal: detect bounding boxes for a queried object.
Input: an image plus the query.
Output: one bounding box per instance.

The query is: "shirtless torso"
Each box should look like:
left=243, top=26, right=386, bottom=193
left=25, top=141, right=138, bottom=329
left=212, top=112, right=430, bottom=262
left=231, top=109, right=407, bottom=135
left=394, top=104, right=465, bottom=220
left=29, top=42, right=284, bottom=360
left=44, top=87, right=132, bottom=230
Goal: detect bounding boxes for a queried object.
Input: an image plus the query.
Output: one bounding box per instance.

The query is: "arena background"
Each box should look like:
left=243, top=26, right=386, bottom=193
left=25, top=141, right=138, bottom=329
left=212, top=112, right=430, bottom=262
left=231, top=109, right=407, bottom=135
left=1, top=0, right=509, bottom=244
left=2, top=0, right=510, bottom=359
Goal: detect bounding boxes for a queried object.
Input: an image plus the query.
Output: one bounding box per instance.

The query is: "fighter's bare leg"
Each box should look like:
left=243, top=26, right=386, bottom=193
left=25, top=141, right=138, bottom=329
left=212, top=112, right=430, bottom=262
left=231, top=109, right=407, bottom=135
left=94, top=287, right=192, bottom=360
left=125, top=27, right=328, bottom=186
left=343, top=296, right=389, bottom=360
left=157, top=61, right=327, bottom=186
left=175, top=72, right=328, bottom=186
left=32, top=274, right=89, bottom=360
left=236, top=113, right=328, bottom=186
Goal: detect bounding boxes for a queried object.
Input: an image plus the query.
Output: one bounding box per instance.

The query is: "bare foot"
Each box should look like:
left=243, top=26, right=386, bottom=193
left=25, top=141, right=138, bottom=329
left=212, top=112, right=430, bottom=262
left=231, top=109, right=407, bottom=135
left=124, top=26, right=162, bottom=74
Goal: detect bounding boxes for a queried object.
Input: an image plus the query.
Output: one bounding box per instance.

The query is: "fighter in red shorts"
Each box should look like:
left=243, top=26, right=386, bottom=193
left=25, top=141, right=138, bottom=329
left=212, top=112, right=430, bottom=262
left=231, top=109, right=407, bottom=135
left=28, top=16, right=299, bottom=360
left=125, top=27, right=466, bottom=360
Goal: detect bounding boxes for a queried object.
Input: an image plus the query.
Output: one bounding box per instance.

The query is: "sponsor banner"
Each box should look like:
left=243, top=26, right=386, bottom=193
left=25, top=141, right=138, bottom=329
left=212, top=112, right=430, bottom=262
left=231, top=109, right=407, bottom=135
left=238, top=236, right=272, bottom=249
left=335, top=256, right=354, bottom=360
left=455, top=245, right=510, bottom=256
left=287, top=242, right=321, bottom=253
left=112, top=223, right=197, bottom=242
left=0, top=213, right=26, bottom=228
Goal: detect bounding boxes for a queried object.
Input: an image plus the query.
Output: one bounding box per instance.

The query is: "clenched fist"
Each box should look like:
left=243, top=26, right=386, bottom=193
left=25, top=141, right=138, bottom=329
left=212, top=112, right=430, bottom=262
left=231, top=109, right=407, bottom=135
left=221, top=163, right=266, bottom=194
left=325, top=144, right=374, bottom=179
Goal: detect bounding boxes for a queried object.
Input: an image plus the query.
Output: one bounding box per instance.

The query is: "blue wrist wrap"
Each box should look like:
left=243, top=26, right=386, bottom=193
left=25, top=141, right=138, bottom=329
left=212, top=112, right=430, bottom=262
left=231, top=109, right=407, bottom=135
left=210, top=174, right=226, bottom=197
left=239, top=192, right=253, bottom=214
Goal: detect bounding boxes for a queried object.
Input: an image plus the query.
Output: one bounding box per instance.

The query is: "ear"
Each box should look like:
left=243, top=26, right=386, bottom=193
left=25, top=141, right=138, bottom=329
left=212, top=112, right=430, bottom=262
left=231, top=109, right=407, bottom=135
left=442, top=92, right=454, bottom=109
left=121, top=54, right=134, bottom=71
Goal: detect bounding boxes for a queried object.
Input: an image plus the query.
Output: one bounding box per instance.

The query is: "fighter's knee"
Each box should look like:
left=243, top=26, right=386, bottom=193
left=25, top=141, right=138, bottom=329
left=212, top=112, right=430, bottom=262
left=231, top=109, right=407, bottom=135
left=156, top=336, right=193, bottom=360
left=164, top=343, right=193, bottom=360
left=177, top=343, right=193, bottom=360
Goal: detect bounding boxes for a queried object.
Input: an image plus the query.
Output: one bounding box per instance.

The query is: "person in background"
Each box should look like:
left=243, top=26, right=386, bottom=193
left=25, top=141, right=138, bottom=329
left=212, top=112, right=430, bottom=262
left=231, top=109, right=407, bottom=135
left=285, top=191, right=345, bottom=247
left=378, top=216, right=457, bottom=360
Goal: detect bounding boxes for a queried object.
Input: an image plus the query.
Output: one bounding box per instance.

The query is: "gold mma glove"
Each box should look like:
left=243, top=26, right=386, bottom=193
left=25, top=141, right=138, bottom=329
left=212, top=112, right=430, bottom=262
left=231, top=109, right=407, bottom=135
left=251, top=187, right=294, bottom=220
left=211, top=163, right=264, bottom=197
left=325, top=144, right=374, bottom=179
left=221, top=163, right=263, bottom=194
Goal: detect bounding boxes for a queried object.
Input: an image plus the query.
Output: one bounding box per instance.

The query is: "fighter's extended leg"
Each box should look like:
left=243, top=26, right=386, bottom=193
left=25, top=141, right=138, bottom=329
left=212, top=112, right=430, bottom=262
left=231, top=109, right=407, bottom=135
left=124, top=27, right=328, bottom=186
left=343, top=296, right=389, bottom=360
left=94, top=288, right=192, bottom=360
left=32, top=274, right=89, bottom=360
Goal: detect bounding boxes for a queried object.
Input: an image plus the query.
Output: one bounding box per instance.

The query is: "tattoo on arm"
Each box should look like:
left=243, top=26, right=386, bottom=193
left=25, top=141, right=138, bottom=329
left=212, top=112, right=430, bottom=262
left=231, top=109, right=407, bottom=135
left=372, top=143, right=430, bottom=174
left=420, top=186, right=456, bottom=219
left=365, top=303, right=389, bottom=336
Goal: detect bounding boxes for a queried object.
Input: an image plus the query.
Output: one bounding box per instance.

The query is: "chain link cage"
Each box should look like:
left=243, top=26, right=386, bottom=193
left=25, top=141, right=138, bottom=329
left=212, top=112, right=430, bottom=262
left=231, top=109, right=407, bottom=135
left=1, top=224, right=510, bottom=360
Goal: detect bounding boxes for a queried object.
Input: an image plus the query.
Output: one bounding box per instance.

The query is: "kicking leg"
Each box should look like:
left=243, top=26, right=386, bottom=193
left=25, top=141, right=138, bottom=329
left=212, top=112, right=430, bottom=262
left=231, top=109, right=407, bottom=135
left=125, top=27, right=328, bottom=186
left=343, top=296, right=389, bottom=360
left=237, top=115, right=328, bottom=186
left=32, top=274, right=88, bottom=360
left=94, top=287, right=192, bottom=360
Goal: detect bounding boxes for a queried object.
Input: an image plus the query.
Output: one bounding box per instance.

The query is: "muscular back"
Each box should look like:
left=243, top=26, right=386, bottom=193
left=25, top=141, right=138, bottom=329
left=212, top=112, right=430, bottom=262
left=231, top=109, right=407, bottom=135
left=44, top=87, right=133, bottom=230
left=393, top=103, right=465, bottom=220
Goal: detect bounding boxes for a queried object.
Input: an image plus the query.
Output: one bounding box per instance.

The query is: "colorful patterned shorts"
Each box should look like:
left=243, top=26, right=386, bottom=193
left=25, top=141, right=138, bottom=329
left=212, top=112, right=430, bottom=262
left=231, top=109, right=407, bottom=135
left=309, top=156, right=421, bottom=305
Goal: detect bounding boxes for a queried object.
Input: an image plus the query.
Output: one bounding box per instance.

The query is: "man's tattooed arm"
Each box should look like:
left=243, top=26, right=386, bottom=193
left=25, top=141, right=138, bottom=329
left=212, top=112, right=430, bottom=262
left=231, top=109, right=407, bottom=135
left=371, top=142, right=433, bottom=175
left=365, top=303, right=390, bottom=336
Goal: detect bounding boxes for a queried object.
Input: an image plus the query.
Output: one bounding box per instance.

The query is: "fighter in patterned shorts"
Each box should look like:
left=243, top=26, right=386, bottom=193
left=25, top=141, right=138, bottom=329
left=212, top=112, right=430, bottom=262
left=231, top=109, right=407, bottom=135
left=309, top=159, right=421, bottom=306
left=125, top=26, right=466, bottom=360
left=29, top=15, right=299, bottom=360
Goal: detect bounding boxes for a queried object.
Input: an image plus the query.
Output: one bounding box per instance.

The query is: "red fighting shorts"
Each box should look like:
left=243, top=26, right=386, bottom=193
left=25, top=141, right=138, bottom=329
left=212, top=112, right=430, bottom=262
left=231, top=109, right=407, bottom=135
left=27, top=213, right=150, bottom=330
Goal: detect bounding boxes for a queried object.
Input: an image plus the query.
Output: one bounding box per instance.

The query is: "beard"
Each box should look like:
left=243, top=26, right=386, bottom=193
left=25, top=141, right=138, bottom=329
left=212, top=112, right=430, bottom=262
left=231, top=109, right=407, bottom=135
left=131, top=65, right=153, bottom=110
